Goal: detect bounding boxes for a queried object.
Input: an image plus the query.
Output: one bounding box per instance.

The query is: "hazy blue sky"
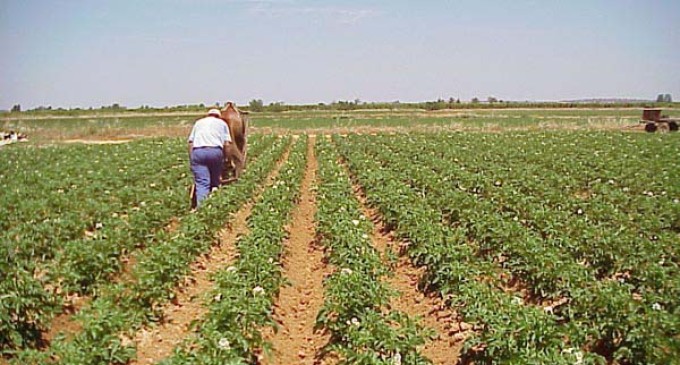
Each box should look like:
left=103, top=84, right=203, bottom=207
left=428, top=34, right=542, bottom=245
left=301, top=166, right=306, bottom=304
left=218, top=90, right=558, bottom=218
left=1, top=0, right=679, bottom=109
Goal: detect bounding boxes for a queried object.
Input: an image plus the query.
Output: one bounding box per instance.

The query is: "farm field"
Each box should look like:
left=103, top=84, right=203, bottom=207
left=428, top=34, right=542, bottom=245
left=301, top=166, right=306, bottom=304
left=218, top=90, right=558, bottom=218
left=4, top=107, right=678, bottom=142
left=1, top=126, right=679, bottom=364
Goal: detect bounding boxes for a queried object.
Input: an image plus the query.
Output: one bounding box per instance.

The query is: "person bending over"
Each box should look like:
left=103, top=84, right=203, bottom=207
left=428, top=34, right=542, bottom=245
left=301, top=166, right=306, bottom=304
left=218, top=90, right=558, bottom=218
left=188, top=108, right=231, bottom=207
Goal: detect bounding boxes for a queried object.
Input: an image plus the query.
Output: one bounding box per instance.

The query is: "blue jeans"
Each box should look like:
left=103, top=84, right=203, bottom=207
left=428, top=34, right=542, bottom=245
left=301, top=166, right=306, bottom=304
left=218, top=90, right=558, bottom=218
left=190, top=147, right=224, bottom=206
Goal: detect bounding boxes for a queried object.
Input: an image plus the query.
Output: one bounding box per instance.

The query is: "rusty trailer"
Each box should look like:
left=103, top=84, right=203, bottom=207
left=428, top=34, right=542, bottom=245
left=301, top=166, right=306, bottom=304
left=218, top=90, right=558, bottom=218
left=640, top=108, right=679, bottom=133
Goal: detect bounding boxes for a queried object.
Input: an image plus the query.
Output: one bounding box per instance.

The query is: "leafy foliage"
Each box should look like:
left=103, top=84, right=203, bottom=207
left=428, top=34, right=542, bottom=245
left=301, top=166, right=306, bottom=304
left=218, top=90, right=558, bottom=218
left=335, top=132, right=680, bottom=364
left=163, top=136, right=308, bottom=364
left=315, top=138, right=431, bottom=364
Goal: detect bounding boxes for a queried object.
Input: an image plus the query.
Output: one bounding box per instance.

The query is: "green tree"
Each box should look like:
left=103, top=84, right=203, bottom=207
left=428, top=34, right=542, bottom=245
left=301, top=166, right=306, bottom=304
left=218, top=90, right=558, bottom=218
left=248, top=99, right=264, bottom=112
left=11, top=104, right=21, bottom=112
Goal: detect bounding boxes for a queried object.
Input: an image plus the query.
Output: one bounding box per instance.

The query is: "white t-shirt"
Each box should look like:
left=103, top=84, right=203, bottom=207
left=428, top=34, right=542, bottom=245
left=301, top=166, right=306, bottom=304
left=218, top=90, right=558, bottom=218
left=188, top=116, right=231, bottom=148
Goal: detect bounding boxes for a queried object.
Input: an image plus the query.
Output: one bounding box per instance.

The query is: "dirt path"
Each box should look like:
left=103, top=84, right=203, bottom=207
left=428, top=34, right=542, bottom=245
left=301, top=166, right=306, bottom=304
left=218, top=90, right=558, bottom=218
left=263, top=136, right=331, bottom=365
left=351, top=184, right=469, bottom=365
left=129, top=146, right=292, bottom=365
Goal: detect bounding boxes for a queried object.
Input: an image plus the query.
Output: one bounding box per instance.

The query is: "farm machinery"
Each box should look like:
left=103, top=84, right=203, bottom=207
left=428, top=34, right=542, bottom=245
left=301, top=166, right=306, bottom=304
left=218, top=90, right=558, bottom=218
left=640, top=108, right=679, bottom=133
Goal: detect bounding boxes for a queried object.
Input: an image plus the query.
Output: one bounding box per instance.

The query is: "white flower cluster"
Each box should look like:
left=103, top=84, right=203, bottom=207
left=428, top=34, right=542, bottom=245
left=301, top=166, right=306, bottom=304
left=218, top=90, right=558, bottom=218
left=392, top=352, right=402, bottom=365
left=218, top=337, right=231, bottom=350
left=562, top=347, right=583, bottom=365
left=345, top=317, right=360, bottom=327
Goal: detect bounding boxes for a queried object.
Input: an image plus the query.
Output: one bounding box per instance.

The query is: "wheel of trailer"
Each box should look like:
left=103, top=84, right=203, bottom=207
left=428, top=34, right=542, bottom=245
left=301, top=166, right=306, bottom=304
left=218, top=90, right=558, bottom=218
left=645, top=122, right=658, bottom=133
left=669, top=121, right=679, bottom=132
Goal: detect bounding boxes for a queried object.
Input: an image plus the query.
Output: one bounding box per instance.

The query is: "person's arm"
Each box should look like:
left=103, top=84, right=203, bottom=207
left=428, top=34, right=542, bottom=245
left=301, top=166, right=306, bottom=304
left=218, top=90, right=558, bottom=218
left=188, top=123, right=197, bottom=158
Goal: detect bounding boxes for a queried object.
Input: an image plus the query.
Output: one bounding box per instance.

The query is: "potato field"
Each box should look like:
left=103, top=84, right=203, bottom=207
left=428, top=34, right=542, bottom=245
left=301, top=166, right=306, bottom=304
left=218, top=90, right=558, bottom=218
left=1, top=131, right=679, bottom=365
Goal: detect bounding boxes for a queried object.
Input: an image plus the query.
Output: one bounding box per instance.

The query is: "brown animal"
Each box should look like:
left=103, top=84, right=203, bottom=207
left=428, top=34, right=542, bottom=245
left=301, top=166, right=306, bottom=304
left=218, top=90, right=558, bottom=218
left=220, top=102, right=248, bottom=182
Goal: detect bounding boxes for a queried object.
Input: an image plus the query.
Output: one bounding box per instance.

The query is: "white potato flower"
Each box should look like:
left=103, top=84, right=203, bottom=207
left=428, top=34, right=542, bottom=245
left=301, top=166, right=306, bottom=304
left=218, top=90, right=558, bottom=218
left=218, top=337, right=231, bottom=350
left=392, top=352, right=402, bottom=365
left=341, top=268, right=353, bottom=275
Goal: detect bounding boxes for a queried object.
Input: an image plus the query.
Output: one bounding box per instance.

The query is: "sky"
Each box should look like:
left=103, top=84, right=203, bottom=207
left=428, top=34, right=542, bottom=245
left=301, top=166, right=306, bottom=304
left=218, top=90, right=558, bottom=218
left=1, top=0, right=679, bottom=109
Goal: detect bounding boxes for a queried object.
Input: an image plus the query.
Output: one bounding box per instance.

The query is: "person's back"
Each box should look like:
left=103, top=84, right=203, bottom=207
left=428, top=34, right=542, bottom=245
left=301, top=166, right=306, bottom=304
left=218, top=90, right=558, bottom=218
left=189, top=116, right=229, bottom=148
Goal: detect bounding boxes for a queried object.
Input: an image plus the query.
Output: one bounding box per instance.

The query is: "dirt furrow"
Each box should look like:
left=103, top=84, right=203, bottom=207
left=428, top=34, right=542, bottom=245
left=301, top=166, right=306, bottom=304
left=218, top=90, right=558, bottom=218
left=42, top=296, right=87, bottom=345
left=351, top=183, right=469, bottom=365
left=129, top=146, right=292, bottom=365
left=263, top=136, right=331, bottom=365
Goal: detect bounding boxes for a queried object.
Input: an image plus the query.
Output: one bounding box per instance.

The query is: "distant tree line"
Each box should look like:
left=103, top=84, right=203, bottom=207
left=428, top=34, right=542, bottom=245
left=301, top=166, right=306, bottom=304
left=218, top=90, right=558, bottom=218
left=4, top=95, right=676, bottom=115
left=236, top=97, right=677, bottom=113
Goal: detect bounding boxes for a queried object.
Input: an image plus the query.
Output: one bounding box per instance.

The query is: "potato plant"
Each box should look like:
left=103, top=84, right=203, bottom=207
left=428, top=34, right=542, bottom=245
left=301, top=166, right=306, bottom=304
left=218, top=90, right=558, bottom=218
left=336, top=132, right=679, bottom=364
left=315, top=138, right=431, bottom=365
left=2, top=139, right=196, bottom=352
left=9, top=136, right=289, bottom=364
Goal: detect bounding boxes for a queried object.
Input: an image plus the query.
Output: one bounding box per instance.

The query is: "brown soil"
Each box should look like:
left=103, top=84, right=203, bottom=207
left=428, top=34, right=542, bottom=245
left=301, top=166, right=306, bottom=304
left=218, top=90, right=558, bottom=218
left=129, top=145, right=292, bottom=365
left=263, top=136, right=332, bottom=365
left=62, top=139, right=132, bottom=144
left=129, top=212, right=243, bottom=364
left=351, top=184, right=470, bottom=365
left=43, top=294, right=89, bottom=343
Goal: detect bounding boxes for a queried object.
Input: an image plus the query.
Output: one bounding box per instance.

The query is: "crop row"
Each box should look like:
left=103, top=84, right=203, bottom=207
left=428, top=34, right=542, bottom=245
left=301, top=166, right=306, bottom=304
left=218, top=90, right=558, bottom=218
left=2, top=139, right=198, bottom=352
left=333, top=135, right=607, bottom=364
left=11, top=136, right=290, bottom=364
left=2, top=136, right=275, bottom=354
left=394, top=134, right=679, bottom=304
left=50, top=135, right=276, bottom=296
left=314, top=137, right=430, bottom=364
left=411, top=133, right=679, bottom=284
left=162, top=136, right=308, bottom=365
left=2, top=140, right=191, bottom=262
left=346, top=133, right=678, bottom=364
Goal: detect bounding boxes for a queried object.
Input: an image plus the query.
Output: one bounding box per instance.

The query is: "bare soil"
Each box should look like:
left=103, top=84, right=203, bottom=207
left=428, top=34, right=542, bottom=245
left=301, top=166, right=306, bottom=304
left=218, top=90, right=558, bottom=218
left=62, top=139, right=132, bottom=144
left=263, top=136, right=332, bottom=365
left=128, top=146, right=292, bottom=365
left=43, top=294, right=89, bottom=343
